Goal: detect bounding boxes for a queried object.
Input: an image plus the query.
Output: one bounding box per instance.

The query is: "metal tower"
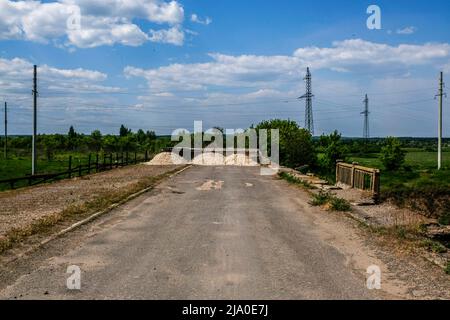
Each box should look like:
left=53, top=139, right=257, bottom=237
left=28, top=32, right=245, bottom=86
left=299, top=67, right=314, bottom=135
left=361, top=94, right=370, bottom=140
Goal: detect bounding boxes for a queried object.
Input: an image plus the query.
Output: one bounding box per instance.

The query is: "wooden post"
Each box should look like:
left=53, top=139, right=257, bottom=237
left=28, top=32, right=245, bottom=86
left=87, top=154, right=91, bottom=174
left=103, top=153, right=106, bottom=170
left=78, top=158, right=82, bottom=177
left=96, top=154, right=99, bottom=172
left=121, top=152, right=124, bottom=166
left=68, top=156, right=72, bottom=179
left=373, top=169, right=381, bottom=203
left=110, top=154, right=113, bottom=170
left=116, top=153, right=119, bottom=168
left=145, top=150, right=148, bottom=162
left=126, top=152, right=129, bottom=165
left=134, top=152, right=137, bottom=164
left=351, top=164, right=356, bottom=188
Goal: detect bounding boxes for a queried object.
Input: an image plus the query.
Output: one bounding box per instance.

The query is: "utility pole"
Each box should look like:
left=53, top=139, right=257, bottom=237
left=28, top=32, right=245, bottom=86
left=32, top=65, right=38, bottom=175
left=299, top=67, right=314, bottom=135
left=437, top=72, right=445, bottom=170
left=361, top=94, right=370, bottom=140
left=3, top=101, right=7, bottom=159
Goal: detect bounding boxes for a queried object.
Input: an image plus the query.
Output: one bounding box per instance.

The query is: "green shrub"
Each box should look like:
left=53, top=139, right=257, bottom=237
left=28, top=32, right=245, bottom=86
left=445, top=262, right=450, bottom=275
left=329, top=197, right=352, bottom=212
left=379, top=137, right=406, bottom=171
left=439, top=212, right=450, bottom=226
left=421, top=239, right=447, bottom=253
left=310, top=191, right=332, bottom=206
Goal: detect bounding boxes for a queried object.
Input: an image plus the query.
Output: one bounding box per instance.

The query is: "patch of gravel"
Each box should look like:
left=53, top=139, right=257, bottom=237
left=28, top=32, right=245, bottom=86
left=0, top=164, right=180, bottom=237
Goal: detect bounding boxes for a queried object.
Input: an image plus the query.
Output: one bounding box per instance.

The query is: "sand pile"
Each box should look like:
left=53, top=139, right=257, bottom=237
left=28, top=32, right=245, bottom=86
left=225, top=153, right=258, bottom=166
left=192, top=152, right=226, bottom=165
left=146, top=152, right=188, bottom=165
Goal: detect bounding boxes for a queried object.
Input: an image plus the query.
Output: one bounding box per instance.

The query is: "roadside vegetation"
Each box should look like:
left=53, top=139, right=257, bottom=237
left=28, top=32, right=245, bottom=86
left=0, top=125, right=173, bottom=188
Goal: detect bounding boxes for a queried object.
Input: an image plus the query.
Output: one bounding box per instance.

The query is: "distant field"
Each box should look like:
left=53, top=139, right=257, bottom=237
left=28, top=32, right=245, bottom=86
left=348, top=151, right=450, bottom=190
left=349, top=151, right=450, bottom=170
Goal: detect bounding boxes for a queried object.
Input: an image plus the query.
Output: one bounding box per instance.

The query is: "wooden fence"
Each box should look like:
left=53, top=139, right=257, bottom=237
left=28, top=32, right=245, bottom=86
left=0, top=151, right=151, bottom=190
left=336, top=161, right=380, bottom=202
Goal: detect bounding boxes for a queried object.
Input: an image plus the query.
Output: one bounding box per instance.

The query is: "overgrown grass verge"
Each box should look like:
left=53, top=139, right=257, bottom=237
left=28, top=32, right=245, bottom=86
left=309, top=190, right=352, bottom=212
left=0, top=166, right=185, bottom=255
left=278, top=172, right=315, bottom=190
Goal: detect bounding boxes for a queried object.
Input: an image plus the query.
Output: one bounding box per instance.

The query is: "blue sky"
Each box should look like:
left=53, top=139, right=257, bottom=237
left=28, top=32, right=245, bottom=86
left=0, top=0, right=449, bottom=137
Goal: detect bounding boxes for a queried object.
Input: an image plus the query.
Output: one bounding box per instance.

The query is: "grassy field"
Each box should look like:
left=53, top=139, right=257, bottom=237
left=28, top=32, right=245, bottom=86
left=349, top=151, right=450, bottom=170
left=348, top=151, right=450, bottom=191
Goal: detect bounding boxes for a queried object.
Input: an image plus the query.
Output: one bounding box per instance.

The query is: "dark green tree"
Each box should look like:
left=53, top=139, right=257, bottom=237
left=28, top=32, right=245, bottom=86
left=379, top=137, right=406, bottom=171
left=255, top=119, right=316, bottom=168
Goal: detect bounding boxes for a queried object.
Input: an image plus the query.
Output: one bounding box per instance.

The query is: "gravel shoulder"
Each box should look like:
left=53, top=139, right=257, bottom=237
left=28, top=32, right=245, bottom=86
left=0, top=164, right=181, bottom=246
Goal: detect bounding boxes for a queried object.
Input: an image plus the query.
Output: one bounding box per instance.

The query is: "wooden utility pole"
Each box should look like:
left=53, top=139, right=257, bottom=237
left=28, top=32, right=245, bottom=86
left=32, top=65, right=38, bottom=175
left=437, top=72, right=444, bottom=170
left=3, top=101, right=7, bottom=159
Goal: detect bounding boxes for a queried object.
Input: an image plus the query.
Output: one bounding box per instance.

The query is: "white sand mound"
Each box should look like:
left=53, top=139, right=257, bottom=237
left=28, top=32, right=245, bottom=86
left=225, top=153, right=258, bottom=166
left=192, top=152, right=226, bottom=165
left=145, top=152, right=188, bottom=165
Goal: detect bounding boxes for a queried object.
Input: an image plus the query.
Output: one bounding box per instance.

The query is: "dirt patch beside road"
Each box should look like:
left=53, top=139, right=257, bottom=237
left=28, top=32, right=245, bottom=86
left=0, top=164, right=182, bottom=254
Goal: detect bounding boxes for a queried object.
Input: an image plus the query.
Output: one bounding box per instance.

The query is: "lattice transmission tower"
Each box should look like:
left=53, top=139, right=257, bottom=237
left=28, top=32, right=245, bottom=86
left=361, top=94, right=370, bottom=140
left=299, top=67, right=314, bottom=135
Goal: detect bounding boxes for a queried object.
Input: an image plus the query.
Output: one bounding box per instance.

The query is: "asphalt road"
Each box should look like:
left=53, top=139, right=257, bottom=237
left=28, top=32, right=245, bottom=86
left=0, top=166, right=382, bottom=299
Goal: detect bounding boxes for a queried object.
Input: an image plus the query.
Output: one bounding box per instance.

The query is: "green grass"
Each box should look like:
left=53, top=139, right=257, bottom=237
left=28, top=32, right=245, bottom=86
left=349, top=151, right=450, bottom=170
left=348, top=151, right=450, bottom=192
left=0, top=152, right=147, bottom=191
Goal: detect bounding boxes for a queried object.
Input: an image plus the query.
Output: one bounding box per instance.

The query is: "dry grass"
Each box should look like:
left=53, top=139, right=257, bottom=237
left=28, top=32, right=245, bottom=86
left=0, top=166, right=184, bottom=254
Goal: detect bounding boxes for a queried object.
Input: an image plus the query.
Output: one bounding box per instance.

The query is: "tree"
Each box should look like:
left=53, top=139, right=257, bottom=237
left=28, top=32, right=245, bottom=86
left=319, top=130, right=347, bottom=171
left=40, top=135, right=59, bottom=161
left=255, top=119, right=316, bottom=168
left=379, top=137, right=406, bottom=171
left=89, top=130, right=103, bottom=152
left=67, top=126, right=78, bottom=150
left=120, top=124, right=131, bottom=137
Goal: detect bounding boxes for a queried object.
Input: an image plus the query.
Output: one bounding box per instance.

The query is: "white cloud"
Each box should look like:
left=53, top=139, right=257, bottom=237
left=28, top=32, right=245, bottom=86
left=0, top=0, right=186, bottom=48
left=0, top=57, right=113, bottom=96
left=191, top=13, right=212, bottom=25
left=124, top=39, right=450, bottom=92
left=396, top=26, right=418, bottom=35
left=149, top=26, right=184, bottom=45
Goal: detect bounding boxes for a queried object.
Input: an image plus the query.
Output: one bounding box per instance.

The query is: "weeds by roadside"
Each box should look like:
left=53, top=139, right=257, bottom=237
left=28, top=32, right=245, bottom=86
left=309, top=190, right=352, bottom=212
left=278, top=172, right=315, bottom=190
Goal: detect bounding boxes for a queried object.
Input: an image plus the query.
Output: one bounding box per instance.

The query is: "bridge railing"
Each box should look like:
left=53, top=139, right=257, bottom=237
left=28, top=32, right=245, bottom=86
left=336, top=161, right=380, bottom=202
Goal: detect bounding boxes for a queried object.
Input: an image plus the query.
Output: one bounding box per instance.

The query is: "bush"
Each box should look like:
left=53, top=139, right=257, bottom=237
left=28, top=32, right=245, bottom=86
left=255, top=119, right=316, bottom=168
left=379, top=137, right=406, bottom=171
left=329, top=197, right=352, bottom=212
left=319, top=130, right=347, bottom=172
left=421, top=239, right=447, bottom=253
left=310, top=190, right=332, bottom=206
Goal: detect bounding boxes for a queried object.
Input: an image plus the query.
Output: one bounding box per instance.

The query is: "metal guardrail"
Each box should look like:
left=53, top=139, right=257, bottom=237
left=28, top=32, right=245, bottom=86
left=336, top=161, right=380, bottom=202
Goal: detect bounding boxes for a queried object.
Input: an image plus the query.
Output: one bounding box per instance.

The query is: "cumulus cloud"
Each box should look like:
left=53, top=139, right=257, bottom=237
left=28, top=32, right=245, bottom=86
left=396, top=26, right=418, bottom=35
left=124, top=39, right=450, bottom=92
left=191, top=13, right=212, bottom=25
left=0, top=0, right=186, bottom=48
left=0, top=56, right=115, bottom=95
left=149, top=26, right=184, bottom=45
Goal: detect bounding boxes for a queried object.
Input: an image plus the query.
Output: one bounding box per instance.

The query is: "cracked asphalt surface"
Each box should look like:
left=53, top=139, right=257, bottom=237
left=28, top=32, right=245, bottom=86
left=0, top=166, right=395, bottom=299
